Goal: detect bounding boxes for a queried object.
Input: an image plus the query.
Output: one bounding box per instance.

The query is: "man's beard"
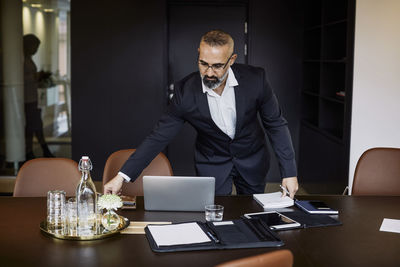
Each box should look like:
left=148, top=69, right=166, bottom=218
left=201, top=69, right=229, bottom=90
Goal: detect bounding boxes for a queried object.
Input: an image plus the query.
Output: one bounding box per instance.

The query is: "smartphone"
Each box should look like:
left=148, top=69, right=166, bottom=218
left=244, top=211, right=301, bottom=230
left=309, top=201, right=330, bottom=210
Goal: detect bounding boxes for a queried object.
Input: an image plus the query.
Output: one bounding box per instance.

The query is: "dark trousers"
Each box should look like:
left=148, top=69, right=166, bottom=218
left=25, top=102, right=46, bottom=153
left=216, top=166, right=266, bottom=196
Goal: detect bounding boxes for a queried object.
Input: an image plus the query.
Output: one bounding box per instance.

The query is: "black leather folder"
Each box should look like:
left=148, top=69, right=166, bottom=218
left=145, top=218, right=284, bottom=253
left=280, top=211, right=342, bottom=228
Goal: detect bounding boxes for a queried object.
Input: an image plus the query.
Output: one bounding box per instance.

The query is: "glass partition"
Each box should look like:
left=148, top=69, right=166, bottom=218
left=0, top=0, right=71, bottom=181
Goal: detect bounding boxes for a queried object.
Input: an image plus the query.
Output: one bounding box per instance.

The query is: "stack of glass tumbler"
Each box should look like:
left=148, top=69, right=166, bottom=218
left=46, top=190, right=66, bottom=231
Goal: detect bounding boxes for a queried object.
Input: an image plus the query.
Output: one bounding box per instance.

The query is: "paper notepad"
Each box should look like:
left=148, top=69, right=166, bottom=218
left=147, top=222, right=211, bottom=246
left=253, top=192, right=294, bottom=210
left=380, top=218, right=400, bottom=234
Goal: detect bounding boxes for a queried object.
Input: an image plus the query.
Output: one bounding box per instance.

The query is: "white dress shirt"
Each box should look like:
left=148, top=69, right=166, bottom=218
left=119, top=67, right=239, bottom=182
left=201, top=67, right=238, bottom=139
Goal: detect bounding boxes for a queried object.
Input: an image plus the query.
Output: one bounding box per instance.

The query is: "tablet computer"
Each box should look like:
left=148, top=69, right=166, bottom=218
left=243, top=211, right=301, bottom=230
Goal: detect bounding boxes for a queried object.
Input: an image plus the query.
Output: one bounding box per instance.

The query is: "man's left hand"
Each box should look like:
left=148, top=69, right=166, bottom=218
left=282, top=177, right=298, bottom=199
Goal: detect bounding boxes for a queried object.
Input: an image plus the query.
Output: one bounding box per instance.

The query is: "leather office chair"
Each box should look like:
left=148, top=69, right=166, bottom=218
left=13, top=158, right=81, bottom=197
left=215, top=250, right=293, bottom=267
left=102, top=149, right=173, bottom=196
left=352, top=147, right=400, bottom=196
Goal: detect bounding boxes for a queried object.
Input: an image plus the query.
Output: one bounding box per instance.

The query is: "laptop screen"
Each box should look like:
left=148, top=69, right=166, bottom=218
left=143, top=176, right=215, bottom=211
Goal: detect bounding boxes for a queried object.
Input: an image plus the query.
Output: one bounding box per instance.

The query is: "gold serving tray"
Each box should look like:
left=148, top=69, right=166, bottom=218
left=40, top=216, right=129, bottom=241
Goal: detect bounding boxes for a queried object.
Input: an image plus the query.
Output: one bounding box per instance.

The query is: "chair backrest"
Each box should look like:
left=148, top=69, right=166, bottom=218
left=13, top=158, right=81, bottom=197
left=215, top=250, right=293, bottom=267
left=352, top=147, right=400, bottom=196
left=102, top=149, right=173, bottom=196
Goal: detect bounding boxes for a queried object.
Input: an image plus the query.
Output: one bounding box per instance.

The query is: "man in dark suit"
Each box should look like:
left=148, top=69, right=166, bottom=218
left=105, top=30, right=298, bottom=197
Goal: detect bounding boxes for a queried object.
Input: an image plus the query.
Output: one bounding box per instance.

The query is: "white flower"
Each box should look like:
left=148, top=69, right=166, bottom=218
left=98, top=194, right=123, bottom=210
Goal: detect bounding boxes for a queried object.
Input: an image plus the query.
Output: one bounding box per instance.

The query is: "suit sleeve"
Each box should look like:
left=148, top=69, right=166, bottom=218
left=119, top=85, right=186, bottom=182
left=258, top=69, right=297, bottom=178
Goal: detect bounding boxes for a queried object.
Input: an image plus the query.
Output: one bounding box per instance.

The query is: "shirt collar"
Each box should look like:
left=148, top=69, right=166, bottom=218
left=201, top=67, right=239, bottom=94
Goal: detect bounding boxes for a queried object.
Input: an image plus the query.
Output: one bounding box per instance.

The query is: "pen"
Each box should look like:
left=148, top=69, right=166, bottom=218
left=206, top=231, right=220, bottom=243
left=279, top=184, right=296, bottom=200
left=280, top=185, right=293, bottom=199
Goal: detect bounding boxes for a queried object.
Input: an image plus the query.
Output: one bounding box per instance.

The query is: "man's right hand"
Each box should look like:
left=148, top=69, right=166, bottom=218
left=103, top=174, right=124, bottom=195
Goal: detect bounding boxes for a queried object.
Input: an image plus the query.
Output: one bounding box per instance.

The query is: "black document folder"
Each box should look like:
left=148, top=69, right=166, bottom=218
left=243, top=211, right=342, bottom=231
left=280, top=211, right=342, bottom=228
left=145, top=218, right=284, bottom=253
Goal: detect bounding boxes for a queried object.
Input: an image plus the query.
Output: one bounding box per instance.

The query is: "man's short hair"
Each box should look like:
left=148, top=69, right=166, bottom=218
left=200, top=29, right=234, bottom=48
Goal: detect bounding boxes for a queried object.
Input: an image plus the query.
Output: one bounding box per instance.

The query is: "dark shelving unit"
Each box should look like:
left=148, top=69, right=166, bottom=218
left=299, top=0, right=355, bottom=194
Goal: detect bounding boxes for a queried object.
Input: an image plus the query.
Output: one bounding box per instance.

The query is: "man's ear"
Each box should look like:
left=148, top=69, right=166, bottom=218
left=230, top=53, right=238, bottom=66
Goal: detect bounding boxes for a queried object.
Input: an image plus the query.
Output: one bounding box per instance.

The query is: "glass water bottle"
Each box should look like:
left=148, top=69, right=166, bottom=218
left=76, top=156, right=97, bottom=235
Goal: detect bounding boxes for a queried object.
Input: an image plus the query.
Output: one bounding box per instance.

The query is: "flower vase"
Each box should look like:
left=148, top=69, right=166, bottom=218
left=101, top=209, right=120, bottom=231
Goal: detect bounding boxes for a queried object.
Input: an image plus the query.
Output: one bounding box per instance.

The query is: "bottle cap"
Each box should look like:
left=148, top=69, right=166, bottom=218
left=79, top=156, right=92, bottom=171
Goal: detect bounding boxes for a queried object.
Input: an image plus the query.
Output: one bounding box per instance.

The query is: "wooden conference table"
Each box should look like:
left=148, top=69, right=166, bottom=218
left=0, top=195, right=399, bottom=267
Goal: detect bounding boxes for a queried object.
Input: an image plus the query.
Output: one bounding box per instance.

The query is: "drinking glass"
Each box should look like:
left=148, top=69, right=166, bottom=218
left=66, top=197, right=77, bottom=235
left=47, top=190, right=66, bottom=230
left=205, top=205, right=224, bottom=222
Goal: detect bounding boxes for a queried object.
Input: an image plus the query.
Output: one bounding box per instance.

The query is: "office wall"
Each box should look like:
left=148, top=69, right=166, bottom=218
left=349, top=0, right=400, bottom=191
left=248, top=0, right=302, bottom=182
left=71, top=0, right=167, bottom=179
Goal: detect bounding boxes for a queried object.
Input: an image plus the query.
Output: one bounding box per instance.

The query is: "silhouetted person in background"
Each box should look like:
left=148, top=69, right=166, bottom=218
left=23, top=34, right=54, bottom=159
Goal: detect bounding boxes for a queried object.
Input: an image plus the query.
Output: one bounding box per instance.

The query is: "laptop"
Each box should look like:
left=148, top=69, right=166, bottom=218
left=143, top=176, right=215, bottom=211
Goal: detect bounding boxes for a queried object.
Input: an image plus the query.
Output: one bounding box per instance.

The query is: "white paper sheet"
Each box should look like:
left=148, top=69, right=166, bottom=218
left=379, top=218, right=400, bottom=234
left=213, top=221, right=234, bottom=226
left=147, top=222, right=211, bottom=246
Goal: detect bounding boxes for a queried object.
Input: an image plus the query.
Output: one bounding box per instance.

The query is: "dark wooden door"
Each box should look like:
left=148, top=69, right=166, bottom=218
left=167, top=2, right=248, bottom=175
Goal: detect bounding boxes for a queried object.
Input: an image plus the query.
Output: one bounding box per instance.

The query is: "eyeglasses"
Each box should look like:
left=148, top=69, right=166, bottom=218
left=198, top=53, right=234, bottom=72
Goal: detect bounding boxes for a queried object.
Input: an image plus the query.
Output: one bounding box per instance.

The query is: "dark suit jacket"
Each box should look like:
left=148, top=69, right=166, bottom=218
left=120, top=64, right=297, bottom=191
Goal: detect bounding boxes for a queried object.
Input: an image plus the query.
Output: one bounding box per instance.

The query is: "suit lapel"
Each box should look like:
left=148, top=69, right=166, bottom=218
left=233, top=67, right=245, bottom=139
left=194, top=75, right=232, bottom=138
left=194, top=77, right=213, bottom=121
